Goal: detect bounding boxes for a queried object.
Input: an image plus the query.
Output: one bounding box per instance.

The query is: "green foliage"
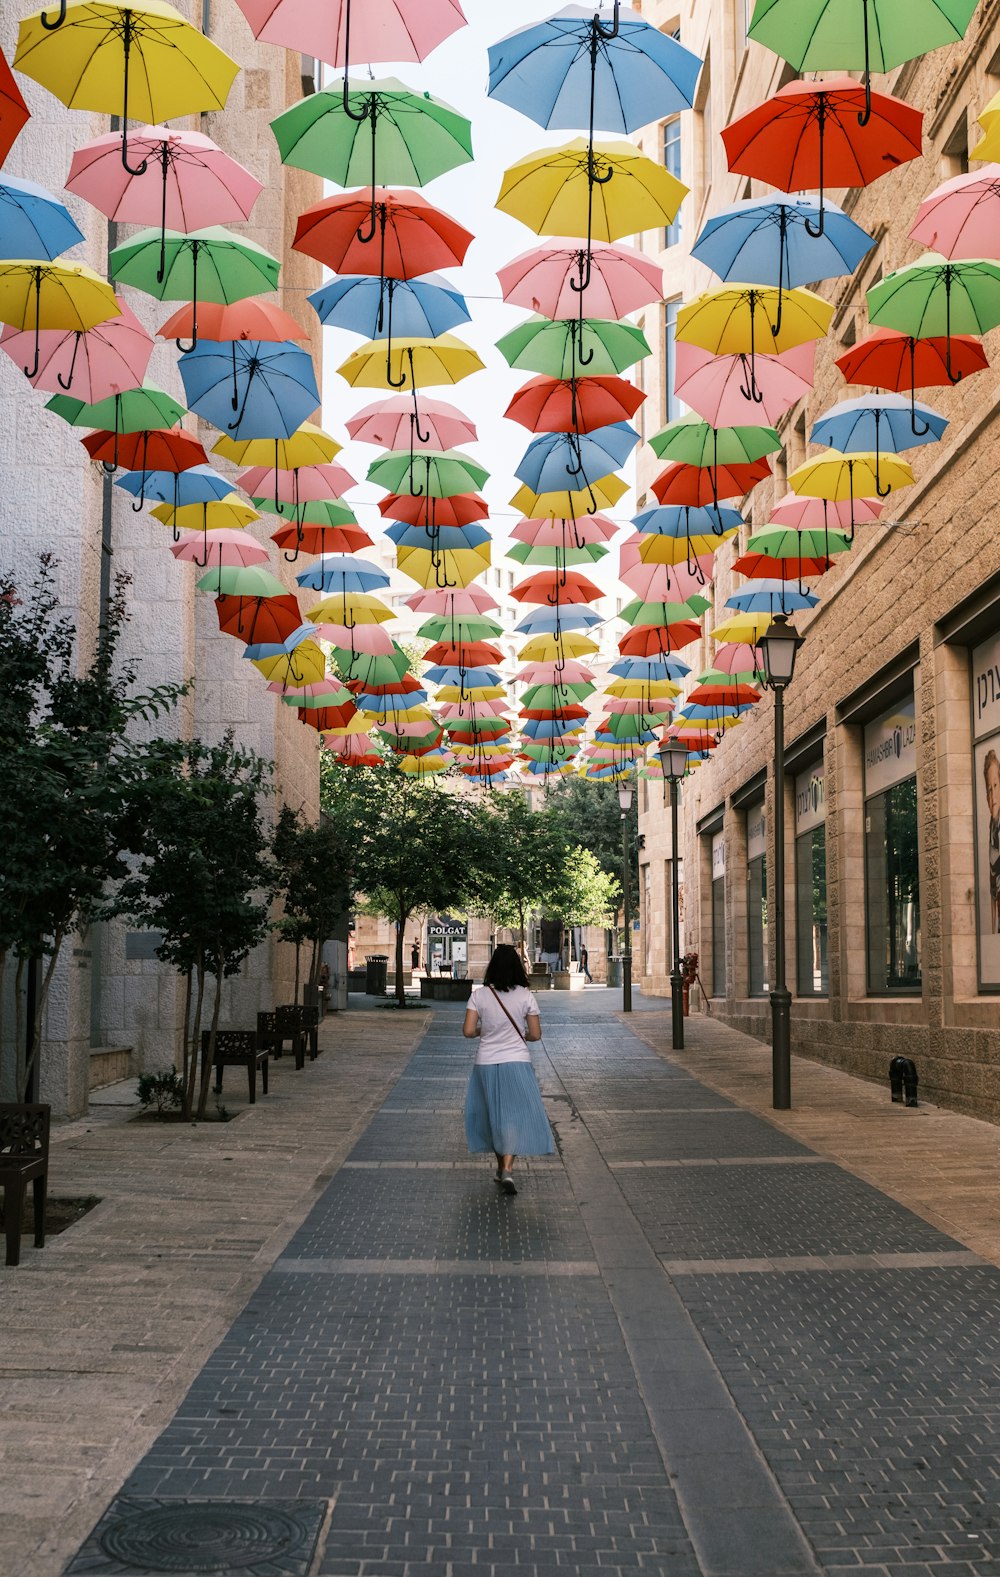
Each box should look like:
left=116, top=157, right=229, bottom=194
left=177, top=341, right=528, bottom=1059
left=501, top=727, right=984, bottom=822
left=136, top=1068, right=185, bottom=1117
left=272, top=806, right=352, bottom=998
left=542, top=776, right=640, bottom=893
left=471, top=789, right=567, bottom=947
left=543, top=844, right=620, bottom=926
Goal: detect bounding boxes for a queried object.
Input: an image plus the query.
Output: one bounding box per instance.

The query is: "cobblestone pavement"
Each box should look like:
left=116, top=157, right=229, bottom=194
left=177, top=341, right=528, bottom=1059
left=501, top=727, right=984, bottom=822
left=10, top=993, right=1000, bottom=1576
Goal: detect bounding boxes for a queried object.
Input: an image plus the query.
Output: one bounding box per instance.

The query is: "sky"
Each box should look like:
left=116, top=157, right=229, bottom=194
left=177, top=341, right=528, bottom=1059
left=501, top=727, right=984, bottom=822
left=318, top=0, right=639, bottom=579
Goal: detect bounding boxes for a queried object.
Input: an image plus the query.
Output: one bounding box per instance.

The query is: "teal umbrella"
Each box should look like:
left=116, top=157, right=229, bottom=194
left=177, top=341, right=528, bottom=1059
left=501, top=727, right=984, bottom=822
left=497, top=314, right=650, bottom=377
left=110, top=226, right=280, bottom=351
left=867, top=252, right=1000, bottom=381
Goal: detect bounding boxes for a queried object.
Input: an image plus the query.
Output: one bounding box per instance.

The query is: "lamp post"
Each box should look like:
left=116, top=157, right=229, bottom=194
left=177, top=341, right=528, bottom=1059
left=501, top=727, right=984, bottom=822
left=657, top=740, right=689, bottom=1050
left=757, top=614, right=804, bottom=1110
left=618, top=782, right=633, bottom=1012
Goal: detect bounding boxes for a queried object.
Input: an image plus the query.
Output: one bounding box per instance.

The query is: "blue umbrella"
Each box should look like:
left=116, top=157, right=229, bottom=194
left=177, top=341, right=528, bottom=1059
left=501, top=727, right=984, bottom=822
left=609, top=656, right=691, bottom=680
left=384, top=520, right=491, bottom=551
left=425, top=665, right=503, bottom=686
left=633, top=504, right=743, bottom=537
left=0, top=176, right=84, bottom=261
left=522, top=717, right=584, bottom=739
left=178, top=339, right=319, bottom=440
left=516, top=421, right=639, bottom=491
left=811, top=392, right=947, bottom=495
left=488, top=5, right=702, bottom=134
left=295, top=555, right=390, bottom=594
left=726, top=583, right=820, bottom=613
left=115, top=463, right=233, bottom=514
left=356, top=688, right=430, bottom=710
left=514, top=606, right=602, bottom=634
left=680, top=702, right=756, bottom=721
left=243, top=622, right=318, bottom=661
left=308, top=273, right=470, bottom=340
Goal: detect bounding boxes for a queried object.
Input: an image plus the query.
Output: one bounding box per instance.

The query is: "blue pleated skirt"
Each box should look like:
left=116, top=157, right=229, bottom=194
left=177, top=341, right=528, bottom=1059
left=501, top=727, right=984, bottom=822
left=464, top=1060, right=555, bottom=1157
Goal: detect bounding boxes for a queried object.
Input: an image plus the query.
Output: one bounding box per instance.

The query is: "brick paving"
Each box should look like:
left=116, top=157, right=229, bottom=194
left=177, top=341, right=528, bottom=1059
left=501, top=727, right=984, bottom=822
left=9, top=991, right=1000, bottom=1575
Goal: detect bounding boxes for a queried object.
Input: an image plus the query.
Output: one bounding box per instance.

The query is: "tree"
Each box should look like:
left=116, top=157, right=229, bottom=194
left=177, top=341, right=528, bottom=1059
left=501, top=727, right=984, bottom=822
left=272, top=806, right=352, bottom=1000
left=321, top=761, right=493, bottom=1005
left=543, top=776, right=640, bottom=896
left=111, top=736, right=273, bottom=1119
left=0, top=557, right=184, bottom=1100
left=545, top=845, right=620, bottom=929
left=472, top=789, right=569, bottom=954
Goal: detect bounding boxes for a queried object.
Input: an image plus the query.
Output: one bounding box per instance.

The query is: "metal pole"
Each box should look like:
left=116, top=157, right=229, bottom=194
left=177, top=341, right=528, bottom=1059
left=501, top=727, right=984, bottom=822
left=771, top=686, right=791, bottom=1108
left=669, top=780, right=684, bottom=1050
left=621, top=811, right=632, bottom=1012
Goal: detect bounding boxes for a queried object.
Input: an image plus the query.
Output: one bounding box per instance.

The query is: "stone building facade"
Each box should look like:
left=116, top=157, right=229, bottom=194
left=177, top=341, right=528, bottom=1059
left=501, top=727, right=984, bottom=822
left=634, top=0, right=1000, bottom=1117
left=0, top=1, right=325, bottom=1113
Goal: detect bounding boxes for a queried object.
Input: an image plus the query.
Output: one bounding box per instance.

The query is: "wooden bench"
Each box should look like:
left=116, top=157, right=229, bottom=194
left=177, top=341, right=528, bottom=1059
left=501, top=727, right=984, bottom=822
left=0, top=1103, right=50, bottom=1267
left=202, top=1030, right=268, bottom=1104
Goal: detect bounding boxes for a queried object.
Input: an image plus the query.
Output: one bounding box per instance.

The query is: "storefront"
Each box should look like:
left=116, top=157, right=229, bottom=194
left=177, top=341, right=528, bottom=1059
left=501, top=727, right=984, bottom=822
left=971, top=632, right=1000, bottom=992
left=794, top=759, right=828, bottom=997
left=710, top=829, right=726, bottom=997
left=863, top=692, right=920, bottom=995
left=426, top=915, right=468, bottom=977
left=746, top=801, right=768, bottom=996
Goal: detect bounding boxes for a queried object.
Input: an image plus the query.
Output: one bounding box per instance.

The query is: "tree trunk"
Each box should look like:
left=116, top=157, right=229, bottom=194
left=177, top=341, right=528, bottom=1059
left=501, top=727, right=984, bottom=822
left=308, top=937, right=320, bottom=989
left=197, top=960, right=224, bottom=1119
left=21, top=930, right=64, bottom=1102
left=517, top=902, right=526, bottom=959
left=0, top=949, right=8, bottom=1095
left=13, top=954, right=25, bottom=1101
left=293, top=941, right=301, bottom=1005
left=185, top=957, right=205, bottom=1120
left=395, top=908, right=408, bottom=1008
left=179, top=969, right=193, bottom=1121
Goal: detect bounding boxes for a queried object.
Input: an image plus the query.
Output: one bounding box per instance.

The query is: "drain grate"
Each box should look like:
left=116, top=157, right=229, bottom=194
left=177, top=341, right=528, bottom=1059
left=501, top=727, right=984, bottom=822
left=65, top=1497, right=326, bottom=1576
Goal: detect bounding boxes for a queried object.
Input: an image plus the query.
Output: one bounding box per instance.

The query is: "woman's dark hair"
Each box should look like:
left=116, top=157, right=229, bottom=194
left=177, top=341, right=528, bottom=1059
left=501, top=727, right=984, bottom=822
left=484, top=944, right=529, bottom=992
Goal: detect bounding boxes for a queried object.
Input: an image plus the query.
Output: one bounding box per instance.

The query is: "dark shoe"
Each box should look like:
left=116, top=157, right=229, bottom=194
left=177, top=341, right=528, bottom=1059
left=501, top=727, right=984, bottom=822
left=500, top=1172, right=517, bottom=1196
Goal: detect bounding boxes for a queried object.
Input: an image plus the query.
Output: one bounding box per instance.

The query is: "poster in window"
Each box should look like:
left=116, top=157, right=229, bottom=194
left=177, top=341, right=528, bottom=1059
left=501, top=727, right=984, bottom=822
left=972, top=634, right=1000, bottom=989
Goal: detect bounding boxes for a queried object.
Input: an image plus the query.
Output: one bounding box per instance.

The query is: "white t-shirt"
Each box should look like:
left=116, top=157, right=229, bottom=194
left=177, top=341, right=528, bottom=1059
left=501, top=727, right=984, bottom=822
left=469, top=984, right=540, bottom=1065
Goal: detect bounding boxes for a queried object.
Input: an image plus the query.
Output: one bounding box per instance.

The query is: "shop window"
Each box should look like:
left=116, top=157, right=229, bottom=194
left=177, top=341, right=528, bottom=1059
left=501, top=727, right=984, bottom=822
left=746, top=802, right=768, bottom=995
left=664, top=298, right=681, bottom=422
left=971, top=633, right=1000, bottom=991
left=943, top=114, right=969, bottom=178
left=662, top=118, right=682, bottom=248
left=794, top=762, right=828, bottom=995
left=710, top=831, right=726, bottom=995
left=863, top=696, right=920, bottom=993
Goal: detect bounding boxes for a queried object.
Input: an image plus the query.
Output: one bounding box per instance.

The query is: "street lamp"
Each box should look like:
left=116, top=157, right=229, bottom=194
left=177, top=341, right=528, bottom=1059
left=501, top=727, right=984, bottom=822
left=618, top=781, right=633, bottom=1012
left=657, top=740, right=689, bottom=1051
left=757, top=614, right=805, bottom=1110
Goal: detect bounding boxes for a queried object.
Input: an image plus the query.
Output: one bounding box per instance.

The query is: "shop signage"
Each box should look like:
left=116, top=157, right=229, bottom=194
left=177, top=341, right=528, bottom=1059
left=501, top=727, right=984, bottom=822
left=711, top=831, right=726, bottom=879
left=972, top=634, right=1000, bottom=990
left=428, top=915, right=467, bottom=939
left=863, top=695, right=917, bottom=797
left=746, top=803, right=766, bottom=863
left=795, top=763, right=826, bottom=835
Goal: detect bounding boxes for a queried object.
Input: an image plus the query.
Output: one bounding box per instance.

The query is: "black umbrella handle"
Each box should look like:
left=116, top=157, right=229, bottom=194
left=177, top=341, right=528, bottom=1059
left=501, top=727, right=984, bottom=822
left=858, top=0, right=873, bottom=127
left=746, top=294, right=763, bottom=404
left=908, top=343, right=931, bottom=437
left=40, top=0, right=67, bottom=28
left=341, top=0, right=369, bottom=120
left=944, top=271, right=963, bottom=385
left=23, top=268, right=42, bottom=380
left=121, top=21, right=150, bottom=177
left=411, top=387, right=431, bottom=445
left=56, top=329, right=82, bottom=390
left=769, top=208, right=787, bottom=337
left=356, top=105, right=379, bottom=241
left=804, top=98, right=826, bottom=238
left=410, top=455, right=429, bottom=498
left=157, top=141, right=170, bottom=284
left=386, top=342, right=412, bottom=395
left=174, top=240, right=199, bottom=353
left=228, top=357, right=257, bottom=430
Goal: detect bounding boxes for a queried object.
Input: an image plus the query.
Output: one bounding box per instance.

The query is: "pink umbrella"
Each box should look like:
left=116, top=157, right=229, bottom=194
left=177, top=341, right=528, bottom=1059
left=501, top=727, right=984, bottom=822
left=712, top=642, right=764, bottom=675
left=511, top=513, right=619, bottom=546
left=237, top=463, right=356, bottom=502
left=768, top=491, right=883, bottom=530
left=909, top=165, right=1000, bottom=260
left=438, top=698, right=509, bottom=719
left=347, top=396, right=477, bottom=450
left=404, top=586, right=499, bottom=614
left=619, top=551, right=714, bottom=602
left=233, top=0, right=467, bottom=66
left=170, top=527, right=270, bottom=570
left=317, top=622, right=396, bottom=654
left=605, top=696, right=675, bottom=715
left=516, top=660, right=595, bottom=685
left=0, top=299, right=153, bottom=401
left=675, top=341, right=816, bottom=428
left=498, top=239, right=665, bottom=320
left=268, top=679, right=342, bottom=697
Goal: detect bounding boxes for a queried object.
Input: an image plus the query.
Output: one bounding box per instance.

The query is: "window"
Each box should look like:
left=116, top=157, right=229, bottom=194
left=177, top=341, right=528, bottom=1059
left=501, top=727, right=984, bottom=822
left=710, top=831, right=726, bottom=994
left=795, top=762, right=828, bottom=995
left=746, top=802, right=768, bottom=995
left=697, top=56, right=713, bottom=193
left=662, top=118, right=682, bottom=247
left=664, top=298, right=681, bottom=422
left=970, top=634, right=1000, bottom=990
left=864, top=696, right=920, bottom=993
left=943, top=113, right=969, bottom=178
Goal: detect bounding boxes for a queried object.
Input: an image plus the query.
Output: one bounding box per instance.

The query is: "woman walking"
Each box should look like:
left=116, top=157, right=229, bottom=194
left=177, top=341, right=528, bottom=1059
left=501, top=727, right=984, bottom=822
left=463, top=944, right=554, bottom=1195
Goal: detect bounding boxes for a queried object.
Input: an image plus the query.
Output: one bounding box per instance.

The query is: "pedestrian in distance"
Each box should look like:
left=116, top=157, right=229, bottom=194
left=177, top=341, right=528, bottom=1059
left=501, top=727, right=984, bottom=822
left=463, top=943, right=554, bottom=1195
left=410, top=938, right=420, bottom=971
left=579, top=943, right=592, bottom=983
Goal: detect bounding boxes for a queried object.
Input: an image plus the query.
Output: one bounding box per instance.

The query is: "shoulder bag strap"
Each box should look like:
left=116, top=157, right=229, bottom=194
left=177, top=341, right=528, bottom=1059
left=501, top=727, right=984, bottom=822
left=488, top=985, right=527, bottom=1042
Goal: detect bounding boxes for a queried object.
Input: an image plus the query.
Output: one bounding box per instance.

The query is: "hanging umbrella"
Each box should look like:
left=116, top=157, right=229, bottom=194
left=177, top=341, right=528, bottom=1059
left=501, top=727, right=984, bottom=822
left=386, top=521, right=491, bottom=554
left=627, top=530, right=721, bottom=571
left=972, top=100, right=1000, bottom=162
left=619, top=559, right=713, bottom=602
left=14, top=0, right=239, bottom=173
left=787, top=449, right=914, bottom=531
left=508, top=539, right=608, bottom=569
left=66, top=125, right=262, bottom=283
left=515, top=606, right=601, bottom=635
left=308, top=274, right=469, bottom=344
left=418, top=613, right=503, bottom=645
left=233, top=0, right=466, bottom=68
left=867, top=253, right=1000, bottom=381
left=498, top=238, right=664, bottom=320
left=368, top=448, right=488, bottom=497
left=0, top=46, right=29, bottom=169
left=810, top=393, right=946, bottom=494
left=633, top=503, right=742, bottom=541
left=405, top=585, right=498, bottom=614
left=618, top=621, right=702, bottom=657
left=674, top=341, right=815, bottom=427
left=620, top=594, right=712, bottom=627
left=348, top=396, right=476, bottom=450
left=691, top=196, right=873, bottom=333
left=305, top=591, right=394, bottom=628
left=115, top=461, right=232, bottom=512
left=152, top=496, right=259, bottom=552
left=46, top=382, right=185, bottom=433
left=157, top=297, right=306, bottom=343
left=518, top=633, right=599, bottom=662
left=396, top=543, right=491, bottom=590
left=651, top=458, right=771, bottom=507
left=293, top=189, right=473, bottom=279
left=769, top=491, right=883, bottom=535
left=196, top=563, right=287, bottom=599
left=217, top=591, right=303, bottom=643
left=295, top=555, right=390, bottom=594
left=515, top=422, right=638, bottom=492
left=0, top=298, right=152, bottom=399
left=511, top=569, right=603, bottom=606
left=270, top=518, right=371, bottom=562
left=512, top=513, right=618, bottom=547
left=178, top=338, right=320, bottom=439
left=505, top=373, right=644, bottom=434
left=237, top=460, right=352, bottom=502
left=746, top=1, right=975, bottom=124
left=424, top=639, right=503, bottom=667
left=721, top=76, right=923, bottom=233
left=0, top=176, right=84, bottom=261
left=110, top=227, right=280, bottom=351
left=252, top=641, right=327, bottom=688
left=497, top=314, right=649, bottom=378
left=910, top=165, right=1000, bottom=260
left=649, top=412, right=781, bottom=468
left=726, top=582, right=819, bottom=615
left=380, top=491, right=488, bottom=527
left=170, top=527, right=269, bottom=572
left=338, top=334, right=483, bottom=392
left=677, top=284, right=832, bottom=402
left=512, top=472, right=627, bottom=519
left=610, top=656, right=691, bottom=682
left=834, top=327, right=988, bottom=433
left=497, top=138, right=686, bottom=257
left=0, top=260, right=119, bottom=379
left=83, top=426, right=206, bottom=499
left=743, top=525, right=851, bottom=563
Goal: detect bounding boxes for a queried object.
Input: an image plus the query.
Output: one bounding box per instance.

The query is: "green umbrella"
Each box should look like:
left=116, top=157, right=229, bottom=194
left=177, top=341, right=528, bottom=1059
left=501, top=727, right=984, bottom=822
left=748, top=0, right=977, bottom=123
left=110, top=226, right=280, bottom=351
left=496, top=314, right=650, bottom=378
left=417, top=614, right=504, bottom=642
left=252, top=497, right=358, bottom=528
left=446, top=716, right=511, bottom=736
left=599, top=712, right=668, bottom=739
left=367, top=448, right=489, bottom=498
left=195, top=565, right=286, bottom=598
left=649, top=412, right=782, bottom=466
left=746, top=526, right=852, bottom=558
left=520, top=739, right=580, bottom=763
left=620, top=595, right=712, bottom=625
left=521, top=681, right=594, bottom=705
left=271, top=78, right=473, bottom=189
left=282, top=685, right=355, bottom=710
left=867, top=252, right=1000, bottom=380
left=506, top=541, right=608, bottom=567
left=46, top=383, right=186, bottom=431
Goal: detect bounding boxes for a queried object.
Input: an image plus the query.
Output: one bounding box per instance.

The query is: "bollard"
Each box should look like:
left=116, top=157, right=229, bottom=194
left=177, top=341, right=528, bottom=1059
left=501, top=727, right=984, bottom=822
left=889, top=1056, right=919, bottom=1107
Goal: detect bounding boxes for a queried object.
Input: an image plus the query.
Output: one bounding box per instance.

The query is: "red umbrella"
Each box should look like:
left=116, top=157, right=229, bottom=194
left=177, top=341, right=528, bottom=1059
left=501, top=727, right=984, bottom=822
left=722, top=77, right=923, bottom=239
left=82, top=429, right=208, bottom=498
left=511, top=570, right=603, bottom=605
left=688, top=681, right=760, bottom=706
left=379, top=492, right=488, bottom=527
left=298, top=703, right=358, bottom=731
left=270, top=520, right=372, bottom=558
left=423, top=640, right=503, bottom=666
left=732, top=551, right=831, bottom=579
left=504, top=374, right=645, bottom=434
left=0, top=47, right=29, bottom=169
left=652, top=458, right=771, bottom=506
left=157, top=297, right=307, bottom=341
left=293, top=189, right=473, bottom=278
left=215, top=592, right=303, bottom=643
left=520, top=703, right=589, bottom=721
left=618, top=622, right=702, bottom=657
left=835, top=327, right=988, bottom=433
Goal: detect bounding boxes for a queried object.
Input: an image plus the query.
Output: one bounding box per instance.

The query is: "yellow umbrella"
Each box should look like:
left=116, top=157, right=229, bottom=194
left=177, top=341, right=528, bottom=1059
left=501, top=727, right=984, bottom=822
left=366, top=704, right=437, bottom=726
left=337, top=335, right=484, bottom=391
left=788, top=449, right=914, bottom=502
left=435, top=684, right=506, bottom=703
left=518, top=632, right=599, bottom=661
left=497, top=139, right=686, bottom=241
left=606, top=678, right=681, bottom=700
left=711, top=612, right=776, bottom=644
left=634, top=532, right=735, bottom=565
left=0, top=259, right=120, bottom=377
left=304, top=594, right=394, bottom=625
left=320, top=712, right=372, bottom=738
left=971, top=97, right=1000, bottom=160
left=151, top=495, right=259, bottom=533
left=397, top=752, right=452, bottom=776
left=678, top=285, right=832, bottom=358
left=395, top=542, right=491, bottom=589
left=512, top=473, right=627, bottom=519
left=252, top=640, right=326, bottom=687
left=213, top=421, right=340, bottom=469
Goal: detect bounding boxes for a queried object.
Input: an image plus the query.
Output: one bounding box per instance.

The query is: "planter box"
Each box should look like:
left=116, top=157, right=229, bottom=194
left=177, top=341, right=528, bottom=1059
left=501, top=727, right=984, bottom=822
left=347, top=969, right=368, bottom=993
left=552, top=971, right=585, bottom=991
left=419, top=977, right=474, bottom=1002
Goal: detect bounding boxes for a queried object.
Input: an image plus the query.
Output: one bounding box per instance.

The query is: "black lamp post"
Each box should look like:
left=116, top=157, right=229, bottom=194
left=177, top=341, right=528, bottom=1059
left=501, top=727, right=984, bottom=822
left=657, top=740, right=688, bottom=1050
left=618, top=781, right=633, bottom=1012
left=757, top=614, right=804, bottom=1110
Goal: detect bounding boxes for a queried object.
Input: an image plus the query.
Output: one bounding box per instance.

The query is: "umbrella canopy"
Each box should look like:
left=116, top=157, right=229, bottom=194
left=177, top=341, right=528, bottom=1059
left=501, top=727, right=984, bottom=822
left=47, top=382, right=185, bottom=433
left=157, top=297, right=306, bottom=342
left=619, top=560, right=713, bottom=602
left=270, top=519, right=371, bottom=560
left=512, top=513, right=618, bottom=547
left=308, top=273, right=469, bottom=340
left=170, top=528, right=269, bottom=570
left=0, top=176, right=84, bottom=261
left=507, top=539, right=607, bottom=568
left=233, top=0, right=467, bottom=68
left=178, top=338, right=319, bottom=439
left=396, top=543, right=490, bottom=589
left=910, top=165, right=1000, bottom=260
left=14, top=0, right=239, bottom=173
left=497, top=314, right=650, bottom=377
left=0, top=45, right=29, bottom=168
left=618, top=622, right=702, bottom=657
left=347, top=396, right=476, bottom=449
left=769, top=490, right=883, bottom=532
left=512, top=471, right=627, bottom=518
left=649, top=412, right=781, bottom=467
left=498, top=239, right=664, bottom=320
left=788, top=449, right=914, bottom=513
left=296, top=555, right=390, bottom=594
left=515, top=422, right=638, bottom=491
left=744, top=525, right=851, bottom=561
left=293, top=189, right=473, bottom=276
left=504, top=373, right=644, bottom=434
left=379, top=491, right=488, bottom=527
left=867, top=252, right=1000, bottom=380
left=811, top=393, right=947, bottom=467
left=674, top=341, right=815, bottom=426
left=116, top=462, right=232, bottom=509
left=237, top=461, right=352, bottom=502
left=0, top=260, right=119, bottom=378
left=497, top=138, right=686, bottom=243
left=405, top=586, right=498, bottom=614
left=368, top=448, right=489, bottom=497
left=726, top=583, right=819, bottom=614
left=217, top=590, right=303, bottom=642
left=215, top=422, right=340, bottom=470
left=0, top=297, right=152, bottom=400
left=196, top=563, right=286, bottom=598
left=835, top=327, right=989, bottom=394
left=272, top=78, right=472, bottom=189
left=83, top=426, right=207, bottom=488
left=633, top=504, right=742, bottom=539
left=110, top=226, right=280, bottom=349
left=651, top=458, right=771, bottom=506
left=385, top=520, right=490, bottom=553
left=677, top=284, right=832, bottom=401
left=150, top=494, right=259, bottom=535
left=338, top=334, right=484, bottom=391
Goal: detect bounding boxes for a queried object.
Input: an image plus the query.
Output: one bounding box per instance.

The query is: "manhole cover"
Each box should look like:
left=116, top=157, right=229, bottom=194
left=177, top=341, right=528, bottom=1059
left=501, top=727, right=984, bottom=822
left=66, top=1498, right=326, bottom=1577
